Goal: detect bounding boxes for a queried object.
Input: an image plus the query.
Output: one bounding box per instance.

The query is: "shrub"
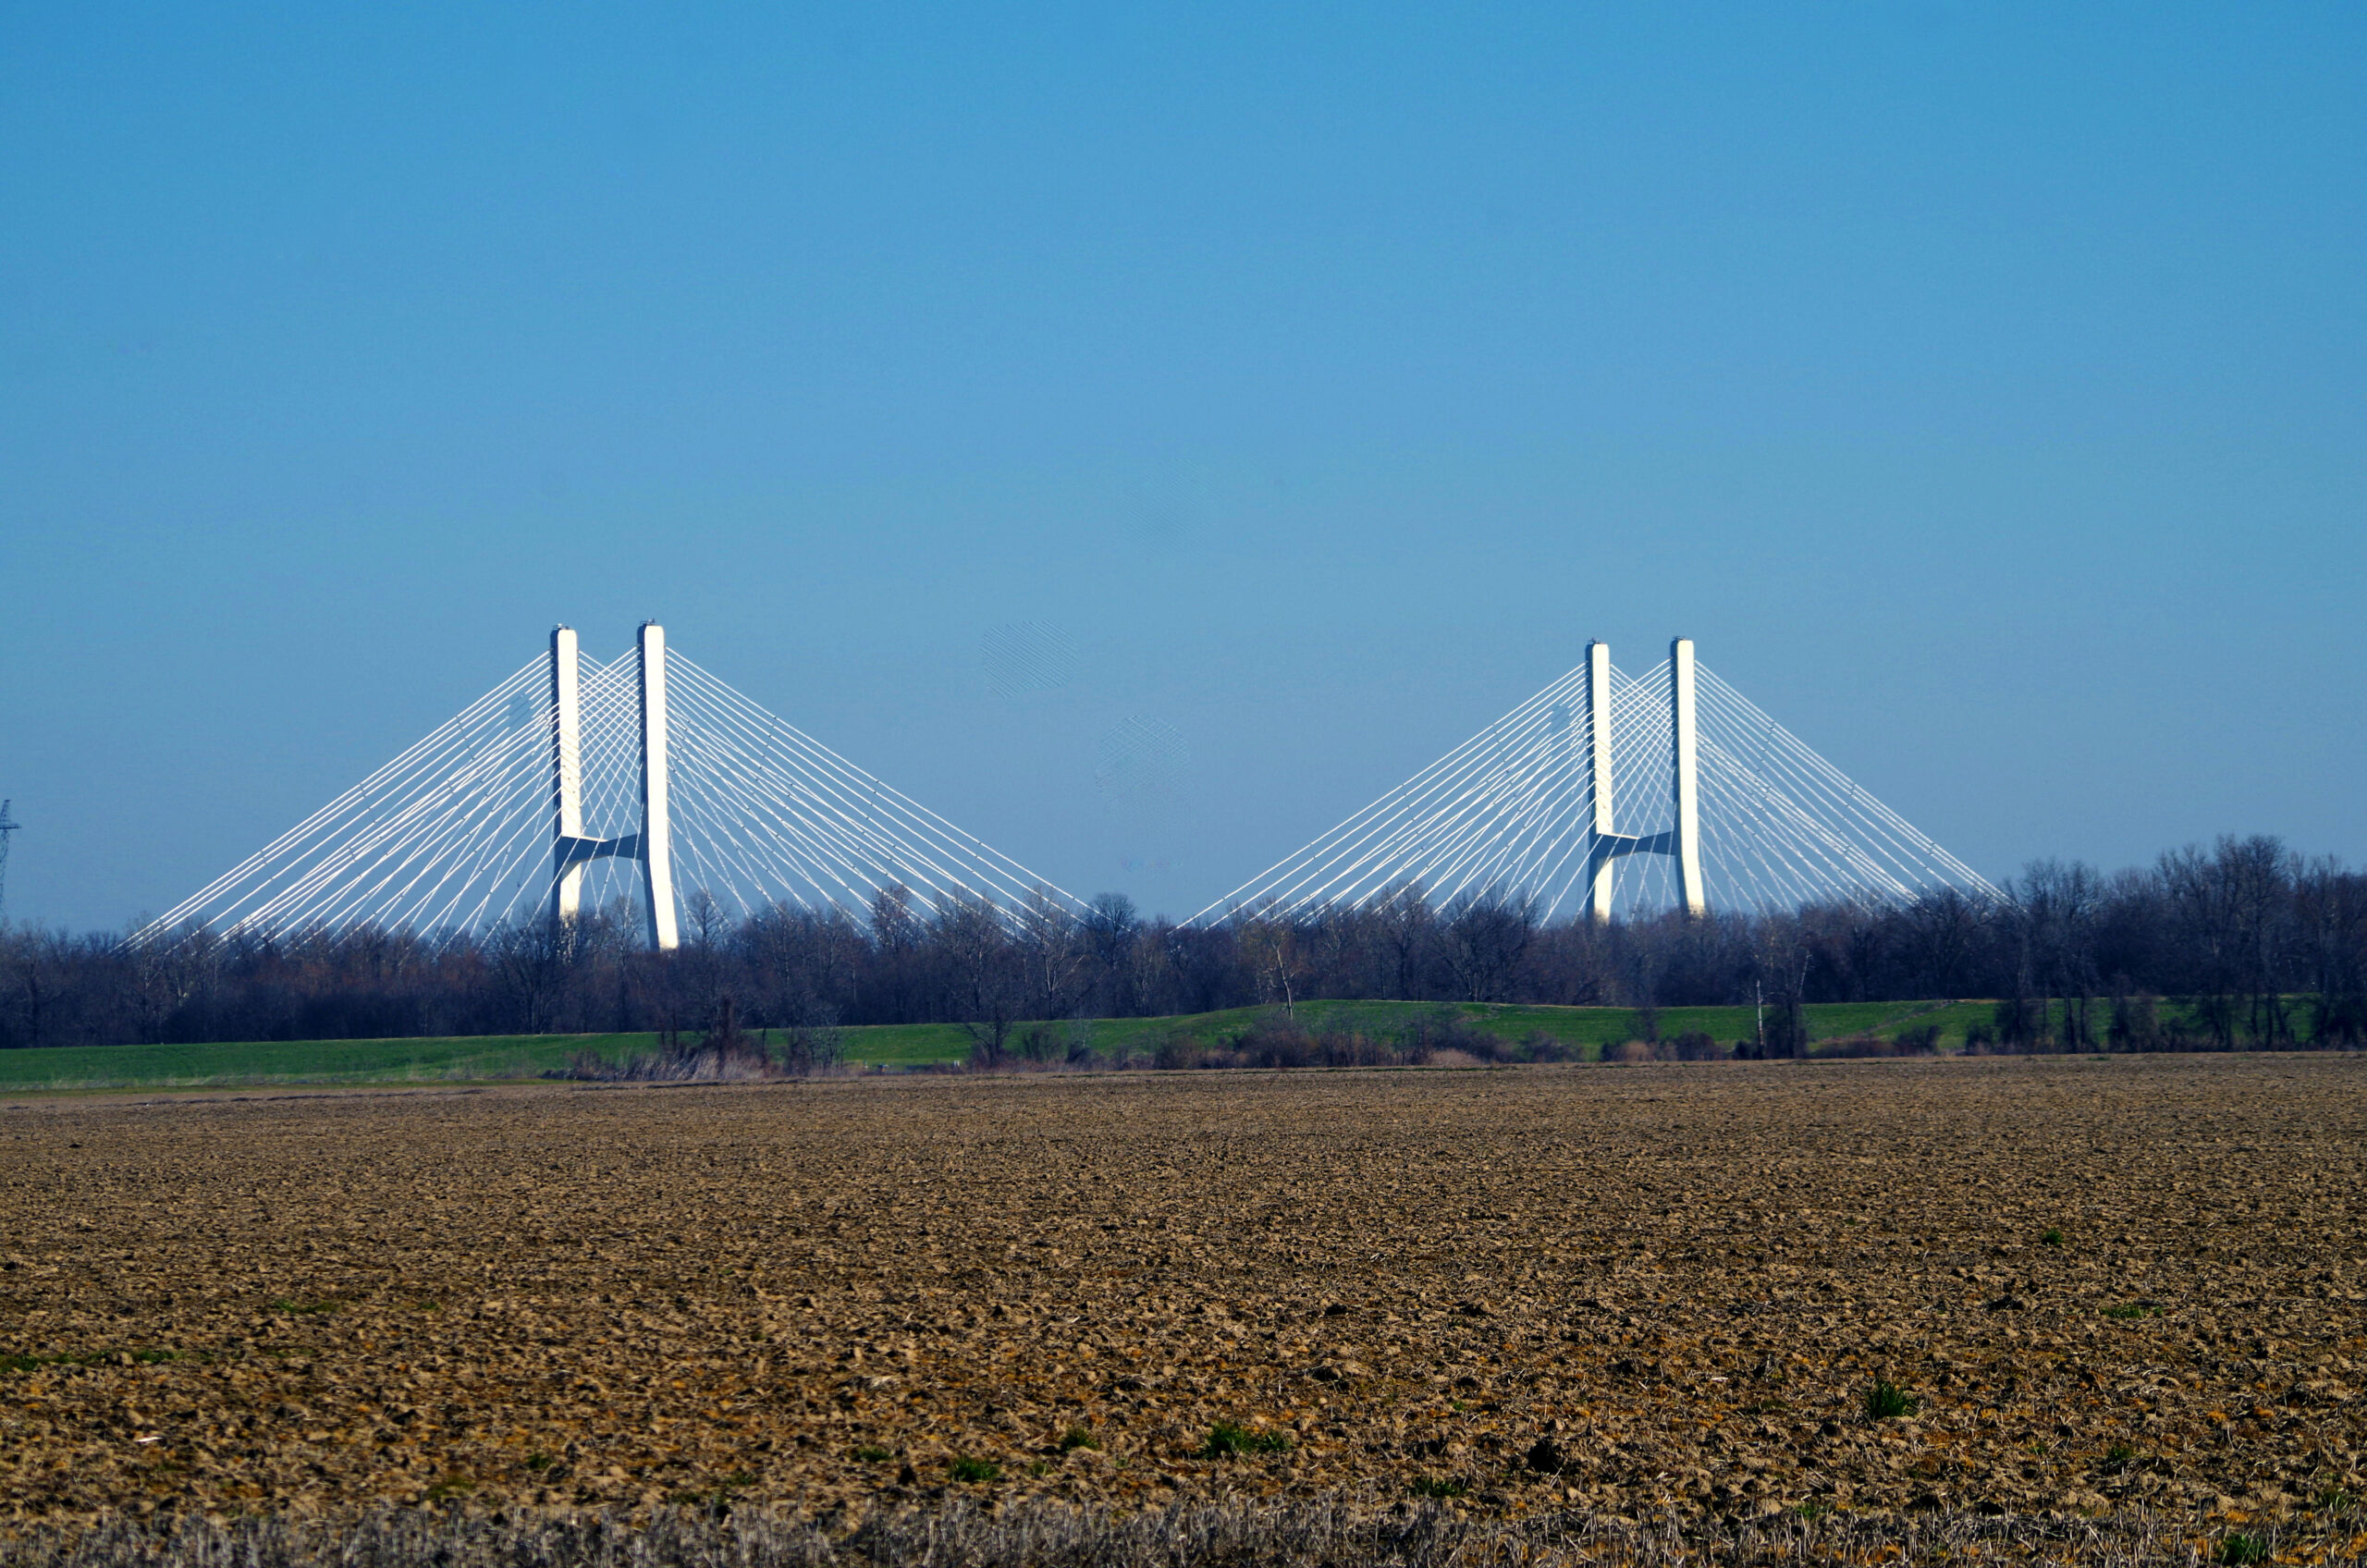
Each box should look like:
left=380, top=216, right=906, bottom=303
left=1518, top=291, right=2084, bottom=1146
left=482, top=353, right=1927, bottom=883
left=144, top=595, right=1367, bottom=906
left=1517, top=1030, right=1576, bottom=1063
left=1810, top=1034, right=1896, bottom=1060
left=554, top=1004, right=837, bottom=1082
left=1862, top=1379, right=1919, bottom=1419
left=965, top=1030, right=1011, bottom=1071
left=1400, top=1009, right=1514, bottom=1063
left=1151, top=1010, right=1524, bottom=1072
left=771, top=1020, right=845, bottom=1074
left=1762, top=998, right=1809, bottom=1059
left=2110, top=992, right=2165, bottom=1052
left=1319, top=1031, right=1399, bottom=1067
left=1234, top=1019, right=1318, bottom=1070
left=1664, top=1029, right=1724, bottom=1061
left=1894, top=1023, right=1942, bottom=1054
left=1152, top=1035, right=1218, bottom=1071
left=1607, top=1032, right=1730, bottom=1061
left=1995, top=997, right=2046, bottom=1051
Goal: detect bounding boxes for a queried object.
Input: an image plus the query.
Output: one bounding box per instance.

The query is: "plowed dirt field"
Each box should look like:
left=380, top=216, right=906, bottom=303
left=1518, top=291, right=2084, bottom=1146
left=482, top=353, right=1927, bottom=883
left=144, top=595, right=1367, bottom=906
left=2, top=1056, right=2361, bottom=1529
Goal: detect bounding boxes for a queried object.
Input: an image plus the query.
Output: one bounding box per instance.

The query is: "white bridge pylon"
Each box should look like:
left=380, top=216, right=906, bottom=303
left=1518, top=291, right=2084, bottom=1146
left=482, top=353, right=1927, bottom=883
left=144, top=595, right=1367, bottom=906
left=138, top=624, right=1082, bottom=949
left=1193, top=637, right=1998, bottom=925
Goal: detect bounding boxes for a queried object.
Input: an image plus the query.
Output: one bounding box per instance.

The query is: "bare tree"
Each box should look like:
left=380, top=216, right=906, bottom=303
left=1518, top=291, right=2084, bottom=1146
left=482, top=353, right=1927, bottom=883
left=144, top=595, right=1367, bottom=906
left=1748, top=913, right=1814, bottom=1058
left=1440, top=891, right=1535, bottom=1004
left=2298, top=858, right=2367, bottom=1046
left=1015, top=886, right=1085, bottom=1021
left=937, top=893, right=1022, bottom=1064
left=1376, top=881, right=1433, bottom=1000
left=1082, top=892, right=1142, bottom=1016
left=1234, top=907, right=1312, bottom=1015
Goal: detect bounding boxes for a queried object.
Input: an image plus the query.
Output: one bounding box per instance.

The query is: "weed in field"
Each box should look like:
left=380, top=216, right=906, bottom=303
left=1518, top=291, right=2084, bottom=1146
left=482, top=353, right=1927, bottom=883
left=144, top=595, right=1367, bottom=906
left=1862, top=1380, right=1919, bottom=1419
left=422, top=1476, right=473, bottom=1502
left=2314, top=1485, right=2353, bottom=1511
left=2103, top=1302, right=2159, bottom=1319
left=1200, top=1421, right=1292, bottom=1458
left=1792, top=1500, right=1832, bottom=1519
left=949, top=1456, right=1000, bottom=1483
left=2101, top=1443, right=2140, bottom=1471
left=852, top=1445, right=893, bottom=1463
left=2219, top=1532, right=2269, bottom=1564
left=1058, top=1427, right=1098, bottom=1452
left=1028, top=1460, right=1050, bottom=1477
left=267, top=1298, right=340, bottom=1314
left=2040, top=1228, right=2065, bottom=1247
left=523, top=1452, right=551, bottom=1471
left=1409, top=1476, right=1466, bottom=1498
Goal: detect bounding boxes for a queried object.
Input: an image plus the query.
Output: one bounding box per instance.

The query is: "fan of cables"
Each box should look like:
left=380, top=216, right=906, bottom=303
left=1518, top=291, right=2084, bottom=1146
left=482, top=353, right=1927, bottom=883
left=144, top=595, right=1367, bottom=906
left=137, top=643, right=1078, bottom=943
left=1192, top=655, right=1997, bottom=924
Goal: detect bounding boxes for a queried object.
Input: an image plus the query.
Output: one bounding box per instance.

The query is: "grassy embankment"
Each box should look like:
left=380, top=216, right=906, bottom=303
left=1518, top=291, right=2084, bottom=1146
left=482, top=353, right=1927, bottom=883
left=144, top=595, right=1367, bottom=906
left=0, top=998, right=2021, bottom=1091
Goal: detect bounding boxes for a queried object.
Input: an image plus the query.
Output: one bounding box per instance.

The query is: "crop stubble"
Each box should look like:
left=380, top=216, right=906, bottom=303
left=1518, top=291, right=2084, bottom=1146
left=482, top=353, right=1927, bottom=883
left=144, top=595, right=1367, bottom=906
left=1, top=1056, right=2361, bottom=1529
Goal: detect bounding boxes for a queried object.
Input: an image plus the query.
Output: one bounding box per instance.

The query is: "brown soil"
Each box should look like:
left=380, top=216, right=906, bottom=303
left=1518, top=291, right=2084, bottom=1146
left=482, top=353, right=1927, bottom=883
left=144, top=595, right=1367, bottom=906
left=1, top=1056, right=2361, bottom=1532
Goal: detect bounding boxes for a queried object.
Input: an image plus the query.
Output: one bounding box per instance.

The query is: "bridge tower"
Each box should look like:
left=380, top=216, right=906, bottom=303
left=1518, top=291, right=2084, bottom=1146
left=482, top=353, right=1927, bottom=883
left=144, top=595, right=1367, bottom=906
left=549, top=622, right=679, bottom=950
left=1581, top=636, right=1706, bottom=920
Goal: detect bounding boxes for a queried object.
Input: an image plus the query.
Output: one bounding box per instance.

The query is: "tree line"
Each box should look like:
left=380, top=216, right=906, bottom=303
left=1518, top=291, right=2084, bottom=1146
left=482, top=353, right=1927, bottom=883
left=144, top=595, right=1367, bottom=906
left=2, top=834, right=2361, bottom=1053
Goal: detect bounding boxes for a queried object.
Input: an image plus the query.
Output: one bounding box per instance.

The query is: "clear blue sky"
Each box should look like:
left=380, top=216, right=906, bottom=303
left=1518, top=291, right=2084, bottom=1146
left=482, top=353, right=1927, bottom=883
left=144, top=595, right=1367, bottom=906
left=5, top=3, right=2361, bottom=930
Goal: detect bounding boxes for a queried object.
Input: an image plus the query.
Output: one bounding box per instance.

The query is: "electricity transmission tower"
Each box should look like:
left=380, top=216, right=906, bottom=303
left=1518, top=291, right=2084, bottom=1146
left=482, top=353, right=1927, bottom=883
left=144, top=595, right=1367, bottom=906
left=0, top=800, right=17, bottom=923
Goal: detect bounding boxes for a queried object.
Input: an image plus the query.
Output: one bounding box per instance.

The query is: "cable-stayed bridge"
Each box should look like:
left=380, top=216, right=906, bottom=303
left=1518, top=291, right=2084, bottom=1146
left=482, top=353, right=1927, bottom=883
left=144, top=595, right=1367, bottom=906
left=138, top=627, right=1994, bottom=949
left=141, top=625, right=1079, bottom=949
left=1192, top=639, right=1997, bottom=925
